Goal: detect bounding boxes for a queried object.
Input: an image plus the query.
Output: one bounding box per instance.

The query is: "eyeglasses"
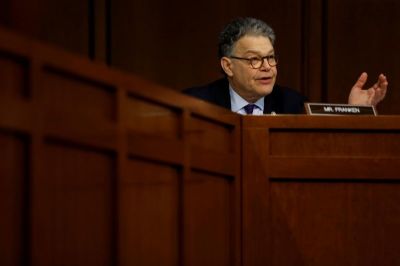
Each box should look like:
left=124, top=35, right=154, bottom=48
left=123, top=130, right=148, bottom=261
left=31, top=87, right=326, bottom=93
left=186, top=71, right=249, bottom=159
left=229, top=54, right=278, bottom=69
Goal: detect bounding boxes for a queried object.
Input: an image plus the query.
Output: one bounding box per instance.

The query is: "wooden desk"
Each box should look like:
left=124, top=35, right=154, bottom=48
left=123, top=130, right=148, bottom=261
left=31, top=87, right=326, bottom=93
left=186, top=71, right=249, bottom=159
left=242, top=115, right=400, bottom=266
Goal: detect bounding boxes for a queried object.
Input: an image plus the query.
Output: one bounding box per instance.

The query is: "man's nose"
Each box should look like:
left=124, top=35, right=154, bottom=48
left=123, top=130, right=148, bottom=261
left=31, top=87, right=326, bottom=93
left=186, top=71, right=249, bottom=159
left=259, top=59, right=271, bottom=71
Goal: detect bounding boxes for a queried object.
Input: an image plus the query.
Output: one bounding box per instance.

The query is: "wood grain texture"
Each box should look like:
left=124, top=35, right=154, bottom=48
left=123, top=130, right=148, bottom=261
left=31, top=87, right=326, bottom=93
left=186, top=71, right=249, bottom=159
left=242, top=115, right=400, bottom=266
left=0, top=26, right=241, bottom=266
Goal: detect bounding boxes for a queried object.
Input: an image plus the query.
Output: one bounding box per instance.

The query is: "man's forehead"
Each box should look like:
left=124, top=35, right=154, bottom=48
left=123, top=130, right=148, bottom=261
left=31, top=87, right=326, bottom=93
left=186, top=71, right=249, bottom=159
left=233, top=35, right=274, bottom=54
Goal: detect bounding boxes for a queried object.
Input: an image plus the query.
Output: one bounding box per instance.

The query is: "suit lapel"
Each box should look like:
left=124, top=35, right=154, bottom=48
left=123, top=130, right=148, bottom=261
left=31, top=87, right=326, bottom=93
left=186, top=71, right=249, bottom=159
left=264, top=91, right=273, bottom=114
left=215, top=78, right=232, bottom=110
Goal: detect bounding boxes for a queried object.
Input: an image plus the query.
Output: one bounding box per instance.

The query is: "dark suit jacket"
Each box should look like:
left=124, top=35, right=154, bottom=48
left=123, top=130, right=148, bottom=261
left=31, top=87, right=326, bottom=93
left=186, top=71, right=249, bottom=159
left=184, top=78, right=307, bottom=114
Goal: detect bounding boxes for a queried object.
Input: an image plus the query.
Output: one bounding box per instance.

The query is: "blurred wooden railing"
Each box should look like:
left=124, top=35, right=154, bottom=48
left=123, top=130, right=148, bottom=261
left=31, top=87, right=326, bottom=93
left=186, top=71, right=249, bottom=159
left=0, top=27, right=241, bottom=266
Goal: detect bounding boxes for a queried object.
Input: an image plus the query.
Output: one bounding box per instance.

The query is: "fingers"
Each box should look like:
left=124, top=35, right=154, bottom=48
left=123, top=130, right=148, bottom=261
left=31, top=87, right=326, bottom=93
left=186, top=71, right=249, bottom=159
left=352, top=72, right=368, bottom=90
left=370, top=73, right=388, bottom=106
left=348, top=72, right=388, bottom=106
left=373, top=88, right=386, bottom=106
left=376, top=73, right=388, bottom=100
left=376, top=74, right=388, bottom=87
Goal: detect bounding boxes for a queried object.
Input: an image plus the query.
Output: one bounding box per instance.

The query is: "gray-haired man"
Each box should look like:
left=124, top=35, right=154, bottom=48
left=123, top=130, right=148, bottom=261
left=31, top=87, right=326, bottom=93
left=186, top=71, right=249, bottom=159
left=185, top=17, right=387, bottom=115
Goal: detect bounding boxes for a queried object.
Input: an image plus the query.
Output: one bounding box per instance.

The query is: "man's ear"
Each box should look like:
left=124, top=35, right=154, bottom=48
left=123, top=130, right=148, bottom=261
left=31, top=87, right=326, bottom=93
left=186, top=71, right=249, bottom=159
left=220, top=57, right=234, bottom=77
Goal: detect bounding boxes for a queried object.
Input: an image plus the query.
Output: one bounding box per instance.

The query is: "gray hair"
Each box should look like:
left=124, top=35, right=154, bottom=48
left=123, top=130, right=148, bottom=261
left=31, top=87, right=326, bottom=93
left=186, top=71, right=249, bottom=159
left=218, top=17, right=276, bottom=58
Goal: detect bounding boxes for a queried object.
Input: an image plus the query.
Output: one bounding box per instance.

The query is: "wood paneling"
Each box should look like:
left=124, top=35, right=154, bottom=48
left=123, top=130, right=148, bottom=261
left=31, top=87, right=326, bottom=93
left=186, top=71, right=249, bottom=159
left=125, top=94, right=181, bottom=139
left=119, top=158, right=180, bottom=266
left=32, top=142, right=114, bottom=266
left=0, top=0, right=89, bottom=56
left=41, top=68, right=116, bottom=121
left=242, top=115, right=400, bottom=266
left=184, top=170, right=233, bottom=266
left=0, top=26, right=241, bottom=265
left=39, top=0, right=89, bottom=55
left=0, top=132, right=28, bottom=266
left=269, top=129, right=400, bottom=156
left=270, top=182, right=400, bottom=266
left=0, top=52, right=29, bottom=99
left=188, top=114, right=234, bottom=153
left=110, top=0, right=226, bottom=89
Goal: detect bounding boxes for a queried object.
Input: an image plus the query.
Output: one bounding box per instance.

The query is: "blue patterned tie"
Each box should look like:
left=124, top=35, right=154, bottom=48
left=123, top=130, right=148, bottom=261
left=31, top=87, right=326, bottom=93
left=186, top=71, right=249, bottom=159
left=244, top=104, right=256, bottom=115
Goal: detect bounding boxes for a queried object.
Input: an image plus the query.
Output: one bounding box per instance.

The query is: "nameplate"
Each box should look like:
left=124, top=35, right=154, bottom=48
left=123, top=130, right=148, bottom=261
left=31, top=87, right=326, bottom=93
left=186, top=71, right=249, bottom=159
left=305, top=103, right=377, bottom=116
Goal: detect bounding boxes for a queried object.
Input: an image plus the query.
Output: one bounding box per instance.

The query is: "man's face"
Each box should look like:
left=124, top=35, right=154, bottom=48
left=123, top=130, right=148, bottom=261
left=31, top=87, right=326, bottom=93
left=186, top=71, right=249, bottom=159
left=221, top=35, right=277, bottom=103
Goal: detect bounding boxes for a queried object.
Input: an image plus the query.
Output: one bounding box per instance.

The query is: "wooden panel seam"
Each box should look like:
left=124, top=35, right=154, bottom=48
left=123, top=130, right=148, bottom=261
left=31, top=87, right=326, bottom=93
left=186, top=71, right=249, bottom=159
left=267, top=156, right=400, bottom=179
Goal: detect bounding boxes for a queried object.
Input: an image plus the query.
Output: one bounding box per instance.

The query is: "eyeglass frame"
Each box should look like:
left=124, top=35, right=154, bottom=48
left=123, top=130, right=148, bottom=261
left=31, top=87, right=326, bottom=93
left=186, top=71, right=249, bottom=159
left=229, top=54, right=278, bottom=69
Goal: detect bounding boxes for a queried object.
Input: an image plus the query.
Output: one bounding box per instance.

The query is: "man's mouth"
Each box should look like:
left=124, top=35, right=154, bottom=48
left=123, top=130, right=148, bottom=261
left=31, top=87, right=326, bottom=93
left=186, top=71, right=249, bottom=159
left=257, top=76, right=273, bottom=84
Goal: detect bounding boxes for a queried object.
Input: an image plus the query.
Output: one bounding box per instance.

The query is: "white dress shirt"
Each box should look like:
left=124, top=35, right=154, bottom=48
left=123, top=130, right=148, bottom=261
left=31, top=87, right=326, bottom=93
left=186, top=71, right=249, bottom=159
left=229, top=85, right=265, bottom=115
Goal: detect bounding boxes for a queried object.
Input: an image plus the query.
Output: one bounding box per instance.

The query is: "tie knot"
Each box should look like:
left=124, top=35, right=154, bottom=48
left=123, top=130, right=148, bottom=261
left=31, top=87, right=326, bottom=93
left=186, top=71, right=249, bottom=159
left=244, top=104, right=256, bottom=115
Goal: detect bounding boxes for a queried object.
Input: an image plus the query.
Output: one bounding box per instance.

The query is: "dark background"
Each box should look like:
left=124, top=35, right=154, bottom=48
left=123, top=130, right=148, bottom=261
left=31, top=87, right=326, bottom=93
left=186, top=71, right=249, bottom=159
left=1, top=0, right=399, bottom=113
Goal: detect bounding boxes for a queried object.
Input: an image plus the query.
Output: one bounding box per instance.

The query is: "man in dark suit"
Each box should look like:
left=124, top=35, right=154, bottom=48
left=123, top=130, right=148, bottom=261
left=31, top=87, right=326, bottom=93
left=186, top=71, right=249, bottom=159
left=184, top=17, right=388, bottom=115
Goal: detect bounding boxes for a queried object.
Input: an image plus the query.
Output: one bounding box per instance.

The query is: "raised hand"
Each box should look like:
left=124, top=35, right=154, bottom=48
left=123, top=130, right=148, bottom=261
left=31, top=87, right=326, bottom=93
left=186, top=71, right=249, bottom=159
left=348, top=72, right=388, bottom=106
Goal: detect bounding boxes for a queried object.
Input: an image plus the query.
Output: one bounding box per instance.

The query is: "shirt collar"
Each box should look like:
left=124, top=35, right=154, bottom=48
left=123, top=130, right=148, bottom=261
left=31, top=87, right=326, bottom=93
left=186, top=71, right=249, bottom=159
left=229, top=84, right=265, bottom=113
